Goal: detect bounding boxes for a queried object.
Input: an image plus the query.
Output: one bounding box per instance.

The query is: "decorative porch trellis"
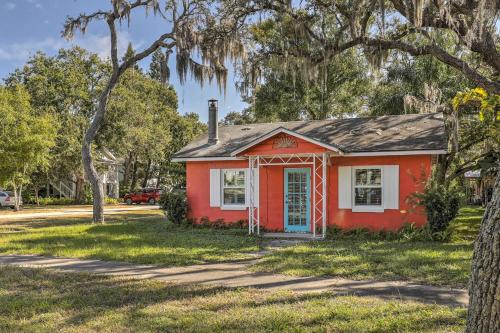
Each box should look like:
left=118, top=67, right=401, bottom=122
left=247, top=153, right=329, bottom=238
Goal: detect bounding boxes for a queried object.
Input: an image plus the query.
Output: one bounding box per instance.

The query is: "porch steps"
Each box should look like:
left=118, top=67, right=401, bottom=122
left=261, top=232, right=324, bottom=240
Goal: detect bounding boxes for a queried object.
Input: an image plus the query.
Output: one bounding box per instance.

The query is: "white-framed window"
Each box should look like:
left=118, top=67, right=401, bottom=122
left=221, top=169, right=246, bottom=208
left=352, top=167, right=383, bottom=211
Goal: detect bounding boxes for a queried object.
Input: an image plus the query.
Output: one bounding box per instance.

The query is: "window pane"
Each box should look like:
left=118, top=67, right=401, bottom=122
left=355, top=169, right=381, bottom=186
left=224, top=170, right=245, bottom=187
left=355, top=188, right=382, bottom=206
left=355, top=169, right=367, bottom=185
left=223, top=188, right=245, bottom=205
left=368, top=169, right=381, bottom=185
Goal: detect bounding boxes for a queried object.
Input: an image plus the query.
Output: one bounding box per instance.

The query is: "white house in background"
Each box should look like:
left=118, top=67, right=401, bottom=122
left=47, top=149, right=121, bottom=199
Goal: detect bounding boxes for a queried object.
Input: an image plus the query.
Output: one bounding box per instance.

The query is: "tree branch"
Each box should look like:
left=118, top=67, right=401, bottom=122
left=361, top=38, right=500, bottom=94
left=107, top=17, right=119, bottom=71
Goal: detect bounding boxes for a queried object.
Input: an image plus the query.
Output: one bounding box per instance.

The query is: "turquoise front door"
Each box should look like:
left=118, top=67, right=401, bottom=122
left=284, top=168, right=311, bottom=232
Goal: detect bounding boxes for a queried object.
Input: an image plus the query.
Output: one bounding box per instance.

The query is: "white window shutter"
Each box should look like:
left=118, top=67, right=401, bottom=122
left=383, top=165, right=399, bottom=209
left=338, top=166, right=352, bottom=209
left=209, top=169, right=221, bottom=207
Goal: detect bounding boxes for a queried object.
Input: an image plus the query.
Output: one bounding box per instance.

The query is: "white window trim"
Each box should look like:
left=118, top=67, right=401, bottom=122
left=220, top=169, right=247, bottom=211
left=351, top=166, right=384, bottom=213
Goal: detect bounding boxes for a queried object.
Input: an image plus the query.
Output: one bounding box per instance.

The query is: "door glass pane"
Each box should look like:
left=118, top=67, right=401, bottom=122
left=287, top=170, right=308, bottom=227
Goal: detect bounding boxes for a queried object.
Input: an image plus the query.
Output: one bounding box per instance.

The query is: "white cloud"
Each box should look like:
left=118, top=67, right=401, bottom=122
left=0, top=38, right=64, bottom=61
left=0, top=32, right=140, bottom=62
left=5, top=2, right=16, bottom=10
left=69, top=31, right=140, bottom=60
left=35, top=3, right=42, bottom=9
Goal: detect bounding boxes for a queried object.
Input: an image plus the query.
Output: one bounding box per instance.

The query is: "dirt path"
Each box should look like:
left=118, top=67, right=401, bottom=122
left=0, top=254, right=468, bottom=307
left=0, top=205, right=159, bottom=221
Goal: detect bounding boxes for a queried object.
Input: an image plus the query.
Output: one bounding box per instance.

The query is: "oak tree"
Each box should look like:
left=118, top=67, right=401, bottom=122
left=63, top=0, right=244, bottom=222
left=0, top=86, right=57, bottom=210
left=225, top=1, right=499, bottom=330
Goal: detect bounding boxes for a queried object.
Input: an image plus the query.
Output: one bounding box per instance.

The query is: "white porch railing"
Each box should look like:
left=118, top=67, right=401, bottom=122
left=50, top=181, right=75, bottom=199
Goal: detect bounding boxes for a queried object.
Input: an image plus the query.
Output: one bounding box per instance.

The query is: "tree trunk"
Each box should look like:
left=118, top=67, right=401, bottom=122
left=123, top=152, right=133, bottom=189
left=80, top=13, right=176, bottom=222
left=12, top=184, right=20, bottom=212
left=34, top=186, right=40, bottom=206
left=17, top=185, right=23, bottom=211
left=82, top=139, right=105, bottom=223
left=130, top=157, right=139, bottom=191
left=435, top=154, right=450, bottom=184
left=142, top=159, right=152, bottom=188
left=466, top=170, right=500, bottom=333
left=82, top=69, right=120, bottom=223
left=156, top=172, right=161, bottom=188
left=74, top=175, right=85, bottom=204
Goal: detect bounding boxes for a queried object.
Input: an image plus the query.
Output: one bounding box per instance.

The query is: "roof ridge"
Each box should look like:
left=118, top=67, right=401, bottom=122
left=219, top=112, right=443, bottom=128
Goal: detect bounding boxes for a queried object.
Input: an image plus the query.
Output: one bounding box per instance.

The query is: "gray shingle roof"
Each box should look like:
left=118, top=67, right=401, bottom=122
left=173, top=113, right=447, bottom=159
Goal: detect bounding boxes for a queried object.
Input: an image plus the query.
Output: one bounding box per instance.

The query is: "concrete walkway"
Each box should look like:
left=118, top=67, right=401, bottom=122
left=0, top=254, right=468, bottom=307
left=0, top=205, right=159, bottom=221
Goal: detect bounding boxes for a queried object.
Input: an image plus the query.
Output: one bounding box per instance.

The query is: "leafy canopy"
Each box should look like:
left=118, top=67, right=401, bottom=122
left=0, top=85, right=57, bottom=189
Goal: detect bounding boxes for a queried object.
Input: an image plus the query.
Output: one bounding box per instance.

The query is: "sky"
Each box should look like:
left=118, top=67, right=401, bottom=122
left=0, top=0, right=248, bottom=122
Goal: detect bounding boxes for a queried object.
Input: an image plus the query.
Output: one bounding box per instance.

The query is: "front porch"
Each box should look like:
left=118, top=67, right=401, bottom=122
left=246, top=153, right=330, bottom=238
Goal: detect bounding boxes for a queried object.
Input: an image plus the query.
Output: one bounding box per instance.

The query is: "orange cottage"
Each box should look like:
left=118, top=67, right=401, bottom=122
left=173, top=100, right=447, bottom=238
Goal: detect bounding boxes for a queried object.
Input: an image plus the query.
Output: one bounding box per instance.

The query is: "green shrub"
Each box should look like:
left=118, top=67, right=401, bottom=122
left=235, top=219, right=248, bottom=229
left=326, top=225, right=397, bottom=241
left=325, top=223, right=450, bottom=242
left=25, top=197, right=74, bottom=205
left=24, top=196, right=120, bottom=206
left=104, top=197, right=120, bottom=205
left=326, top=225, right=342, bottom=238
left=398, top=223, right=452, bottom=242
left=194, top=216, right=248, bottom=229
left=119, top=185, right=131, bottom=198
left=160, top=190, right=188, bottom=224
left=415, top=183, right=461, bottom=233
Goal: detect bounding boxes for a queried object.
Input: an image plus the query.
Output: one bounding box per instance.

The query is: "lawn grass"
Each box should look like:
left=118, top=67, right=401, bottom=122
left=0, top=266, right=466, bottom=333
left=252, top=206, right=484, bottom=288
left=0, top=206, right=484, bottom=288
left=0, top=211, right=259, bottom=266
left=0, top=203, right=124, bottom=214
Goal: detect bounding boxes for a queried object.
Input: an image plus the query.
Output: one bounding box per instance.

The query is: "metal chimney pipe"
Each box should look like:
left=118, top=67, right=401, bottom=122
left=208, top=99, right=219, bottom=145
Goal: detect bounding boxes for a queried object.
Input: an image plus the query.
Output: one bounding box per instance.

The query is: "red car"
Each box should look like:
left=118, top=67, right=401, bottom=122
left=124, top=188, right=162, bottom=205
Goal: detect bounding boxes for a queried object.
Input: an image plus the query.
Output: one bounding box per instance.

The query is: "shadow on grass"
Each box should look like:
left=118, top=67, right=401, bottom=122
left=0, top=212, right=162, bottom=229
left=252, top=207, right=482, bottom=289
left=0, top=217, right=259, bottom=266
left=253, top=240, right=473, bottom=288
left=448, top=206, right=483, bottom=242
left=0, top=266, right=466, bottom=332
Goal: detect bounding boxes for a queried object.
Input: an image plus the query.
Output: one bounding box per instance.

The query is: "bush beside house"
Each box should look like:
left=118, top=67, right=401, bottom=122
left=161, top=190, right=188, bottom=224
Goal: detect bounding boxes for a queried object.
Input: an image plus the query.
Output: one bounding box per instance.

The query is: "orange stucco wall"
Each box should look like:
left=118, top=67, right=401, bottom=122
left=329, top=155, right=431, bottom=231
left=186, top=160, right=248, bottom=222
left=185, top=134, right=432, bottom=231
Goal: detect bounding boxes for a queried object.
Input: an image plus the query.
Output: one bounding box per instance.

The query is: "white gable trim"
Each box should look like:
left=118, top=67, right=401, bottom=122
left=172, top=149, right=447, bottom=162
left=171, top=156, right=245, bottom=162
left=344, top=150, right=447, bottom=156
left=230, top=127, right=344, bottom=156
